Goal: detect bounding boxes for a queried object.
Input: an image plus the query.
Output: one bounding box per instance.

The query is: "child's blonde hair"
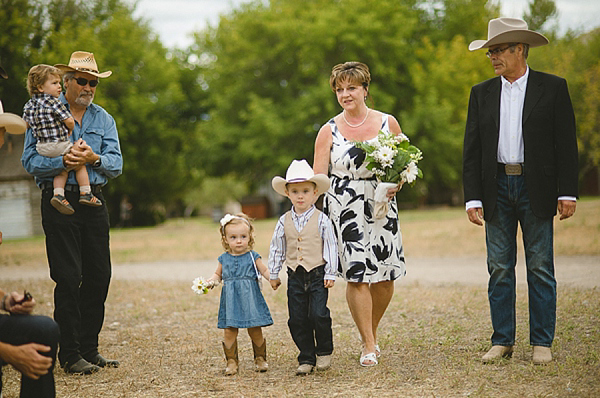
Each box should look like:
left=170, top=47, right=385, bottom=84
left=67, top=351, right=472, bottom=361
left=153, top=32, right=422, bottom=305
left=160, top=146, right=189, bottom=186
left=27, top=64, right=62, bottom=96
left=220, top=213, right=255, bottom=252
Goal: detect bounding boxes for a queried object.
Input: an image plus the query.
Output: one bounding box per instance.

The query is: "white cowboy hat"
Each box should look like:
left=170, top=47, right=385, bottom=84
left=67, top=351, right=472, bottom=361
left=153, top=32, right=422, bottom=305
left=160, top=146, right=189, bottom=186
left=0, top=100, right=27, bottom=134
left=469, top=17, right=549, bottom=51
left=55, top=51, right=112, bottom=78
left=272, top=159, right=330, bottom=197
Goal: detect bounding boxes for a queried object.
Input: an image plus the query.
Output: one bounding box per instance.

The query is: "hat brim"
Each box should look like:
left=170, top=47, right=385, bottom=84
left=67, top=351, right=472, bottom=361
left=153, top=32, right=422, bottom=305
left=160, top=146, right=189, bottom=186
left=469, top=30, right=549, bottom=51
left=272, top=175, right=330, bottom=197
left=54, top=64, right=112, bottom=78
left=0, top=113, right=27, bottom=134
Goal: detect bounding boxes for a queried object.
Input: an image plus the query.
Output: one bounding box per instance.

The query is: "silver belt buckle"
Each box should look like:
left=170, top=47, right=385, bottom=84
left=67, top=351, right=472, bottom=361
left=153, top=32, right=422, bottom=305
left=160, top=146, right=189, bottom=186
left=504, top=164, right=522, bottom=175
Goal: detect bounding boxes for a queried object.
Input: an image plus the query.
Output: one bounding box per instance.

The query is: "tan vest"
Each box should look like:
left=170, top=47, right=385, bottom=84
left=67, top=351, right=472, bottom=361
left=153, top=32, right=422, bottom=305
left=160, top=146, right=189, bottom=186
left=284, top=210, right=325, bottom=272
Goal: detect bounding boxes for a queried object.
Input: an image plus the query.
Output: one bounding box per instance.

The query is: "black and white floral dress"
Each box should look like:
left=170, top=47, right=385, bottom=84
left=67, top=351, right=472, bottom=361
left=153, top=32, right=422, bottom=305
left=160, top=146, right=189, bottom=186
left=323, top=113, right=406, bottom=283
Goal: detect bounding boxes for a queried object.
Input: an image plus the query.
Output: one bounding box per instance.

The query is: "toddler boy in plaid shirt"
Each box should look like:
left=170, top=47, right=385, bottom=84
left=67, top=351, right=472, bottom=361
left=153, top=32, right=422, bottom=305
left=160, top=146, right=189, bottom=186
left=23, top=64, right=101, bottom=215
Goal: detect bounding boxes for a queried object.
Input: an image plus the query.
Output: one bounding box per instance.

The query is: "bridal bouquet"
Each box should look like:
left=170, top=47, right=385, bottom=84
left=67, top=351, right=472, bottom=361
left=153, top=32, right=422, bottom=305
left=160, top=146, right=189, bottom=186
left=354, top=130, right=423, bottom=218
left=191, top=276, right=217, bottom=295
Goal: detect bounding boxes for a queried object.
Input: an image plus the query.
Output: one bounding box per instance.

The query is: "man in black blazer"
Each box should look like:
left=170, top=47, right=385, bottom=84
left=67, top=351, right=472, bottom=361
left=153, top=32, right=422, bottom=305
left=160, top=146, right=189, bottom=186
left=463, top=18, right=578, bottom=364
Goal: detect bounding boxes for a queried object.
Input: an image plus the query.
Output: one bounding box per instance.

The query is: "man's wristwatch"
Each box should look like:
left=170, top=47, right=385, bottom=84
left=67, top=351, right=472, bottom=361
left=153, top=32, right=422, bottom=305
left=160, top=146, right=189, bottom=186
left=92, top=157, right=101, bottom=167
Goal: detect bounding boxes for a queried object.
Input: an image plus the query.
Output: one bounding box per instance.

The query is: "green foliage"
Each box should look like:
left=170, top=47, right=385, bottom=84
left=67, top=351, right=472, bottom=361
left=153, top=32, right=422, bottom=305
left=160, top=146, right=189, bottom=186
left=524, top=0, right=558, bottom=32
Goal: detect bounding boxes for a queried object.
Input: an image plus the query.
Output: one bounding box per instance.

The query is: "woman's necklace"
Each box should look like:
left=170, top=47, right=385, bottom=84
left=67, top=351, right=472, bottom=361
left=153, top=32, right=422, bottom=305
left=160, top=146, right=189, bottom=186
left=343, top=107, right=370, bottom=128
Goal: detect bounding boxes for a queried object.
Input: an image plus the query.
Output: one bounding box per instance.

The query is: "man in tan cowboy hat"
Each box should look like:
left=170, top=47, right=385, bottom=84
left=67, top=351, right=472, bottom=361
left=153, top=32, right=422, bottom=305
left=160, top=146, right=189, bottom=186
left=463, top=18, right=578, bottom=364
left=21, top=51, right=123, bottom=375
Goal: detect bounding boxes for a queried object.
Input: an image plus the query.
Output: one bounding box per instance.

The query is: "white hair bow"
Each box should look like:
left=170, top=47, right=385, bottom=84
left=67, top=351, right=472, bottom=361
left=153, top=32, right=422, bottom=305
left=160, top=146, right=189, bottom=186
left=220, top=214, right=237, bottom=227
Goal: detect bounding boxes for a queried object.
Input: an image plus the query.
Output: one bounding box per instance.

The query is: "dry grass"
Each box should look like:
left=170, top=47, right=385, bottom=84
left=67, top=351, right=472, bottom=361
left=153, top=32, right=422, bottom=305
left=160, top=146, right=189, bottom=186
left=1, top=278, right=599, bottom=397
left=1, top=199, right=599, bottom=397
left=2, top=198, right=599, bottom=267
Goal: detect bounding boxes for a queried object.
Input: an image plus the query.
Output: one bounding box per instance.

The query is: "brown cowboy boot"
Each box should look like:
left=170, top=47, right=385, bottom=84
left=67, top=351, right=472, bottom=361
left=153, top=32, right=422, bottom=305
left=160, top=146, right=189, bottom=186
left=222, top=340, right=238, bottom=375
left=252, top=338, right=268, bottom=372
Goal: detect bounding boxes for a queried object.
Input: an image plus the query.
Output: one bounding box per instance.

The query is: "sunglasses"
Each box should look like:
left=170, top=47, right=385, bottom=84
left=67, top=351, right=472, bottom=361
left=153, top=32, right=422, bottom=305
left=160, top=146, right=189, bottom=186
left=74, top=77, right=99, bottom=87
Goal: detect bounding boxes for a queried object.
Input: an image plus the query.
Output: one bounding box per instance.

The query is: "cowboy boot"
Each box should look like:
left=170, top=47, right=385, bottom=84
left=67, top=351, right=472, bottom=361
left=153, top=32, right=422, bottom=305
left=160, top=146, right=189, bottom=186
left=222, top=340, right=238, bottom=376
left=252, top=338, right=268, bottom=372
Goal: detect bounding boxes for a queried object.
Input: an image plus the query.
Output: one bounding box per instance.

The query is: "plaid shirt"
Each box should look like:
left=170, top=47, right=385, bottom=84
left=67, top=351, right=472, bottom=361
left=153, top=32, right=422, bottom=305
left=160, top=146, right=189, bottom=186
left=22, top=94, right=72, bottom=143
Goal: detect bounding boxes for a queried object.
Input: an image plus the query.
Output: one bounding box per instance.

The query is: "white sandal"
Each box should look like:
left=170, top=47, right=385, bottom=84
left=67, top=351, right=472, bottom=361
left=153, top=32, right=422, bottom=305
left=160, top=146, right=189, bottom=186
left=360, top=352, right=378, bottom=367
left=375, top=344, right=381, bottom=358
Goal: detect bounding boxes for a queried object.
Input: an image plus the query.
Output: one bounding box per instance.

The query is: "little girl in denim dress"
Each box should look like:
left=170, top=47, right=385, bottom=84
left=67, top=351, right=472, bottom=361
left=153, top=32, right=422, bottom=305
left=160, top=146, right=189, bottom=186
left=207, top=213, right=273, bottom=375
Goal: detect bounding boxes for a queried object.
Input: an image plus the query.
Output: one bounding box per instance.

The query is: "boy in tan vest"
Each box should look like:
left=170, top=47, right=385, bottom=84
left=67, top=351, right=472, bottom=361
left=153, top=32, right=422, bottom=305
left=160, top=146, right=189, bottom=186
left=269, top=159, right=338, bottom=375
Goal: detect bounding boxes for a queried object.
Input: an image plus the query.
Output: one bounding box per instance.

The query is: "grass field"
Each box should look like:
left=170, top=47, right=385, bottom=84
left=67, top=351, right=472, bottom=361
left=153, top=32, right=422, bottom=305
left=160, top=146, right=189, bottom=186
left=1, top=199, right=599, bottom=397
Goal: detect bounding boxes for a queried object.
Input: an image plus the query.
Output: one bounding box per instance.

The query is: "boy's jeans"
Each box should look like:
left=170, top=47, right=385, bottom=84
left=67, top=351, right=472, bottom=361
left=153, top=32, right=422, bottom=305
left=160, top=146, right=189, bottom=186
left=286, top=265, right=333, bottom=366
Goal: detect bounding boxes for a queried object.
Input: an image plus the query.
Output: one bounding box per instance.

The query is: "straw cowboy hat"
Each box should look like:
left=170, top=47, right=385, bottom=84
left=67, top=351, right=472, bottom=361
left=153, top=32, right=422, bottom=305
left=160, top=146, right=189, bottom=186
left=469, top=17, right=549, bottom=51
left=0, top=100, right=27, bottom=134
left=272, top=159, right=330, bottom=197
left=55, top=51, right=112, bottom=78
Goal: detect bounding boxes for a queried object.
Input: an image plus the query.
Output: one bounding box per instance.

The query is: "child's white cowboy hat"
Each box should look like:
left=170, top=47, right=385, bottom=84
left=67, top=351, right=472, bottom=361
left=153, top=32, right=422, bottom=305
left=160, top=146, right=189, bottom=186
left=0, top=100, right=26, bottom=134
left=272, top=159, right=330, bottom=197
left=55, top=51, right=112, bottom=78
left=469, top=17, right=548, bottom=51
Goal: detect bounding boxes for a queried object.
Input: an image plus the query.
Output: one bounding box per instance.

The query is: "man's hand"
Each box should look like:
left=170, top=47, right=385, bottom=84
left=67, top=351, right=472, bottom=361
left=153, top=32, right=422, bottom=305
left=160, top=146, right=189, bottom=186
left=558, top=200, right=576, bottom=220
left=63, top=139, right=98, bottom=168
left=270, top=279, right=281, bottom=290
left=5, top=291, right=36, bottom=315
left=0, top=342, right=52, bottom=379
left=324, top=279, right=335, bottom=289
left=467, top=207, right=484, bottom=226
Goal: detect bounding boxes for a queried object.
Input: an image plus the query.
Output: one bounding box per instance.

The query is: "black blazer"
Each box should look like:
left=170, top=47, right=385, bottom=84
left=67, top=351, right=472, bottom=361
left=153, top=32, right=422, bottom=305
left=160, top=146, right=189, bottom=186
left=463, top=69, right=578, bottom=220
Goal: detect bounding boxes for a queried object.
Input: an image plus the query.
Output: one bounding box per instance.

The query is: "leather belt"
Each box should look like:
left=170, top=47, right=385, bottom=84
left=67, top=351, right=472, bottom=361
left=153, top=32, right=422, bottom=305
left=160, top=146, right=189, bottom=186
left=498, top=163, right=524, bottom=176
left=40, top=182, right=102, bottom=194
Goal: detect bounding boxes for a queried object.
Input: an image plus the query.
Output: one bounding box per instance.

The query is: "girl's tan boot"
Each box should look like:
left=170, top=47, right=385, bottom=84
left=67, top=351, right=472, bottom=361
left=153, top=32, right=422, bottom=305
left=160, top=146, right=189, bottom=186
left=252, top=338, right=268, bottom=372
left=222, top=340, right=238, bottom=375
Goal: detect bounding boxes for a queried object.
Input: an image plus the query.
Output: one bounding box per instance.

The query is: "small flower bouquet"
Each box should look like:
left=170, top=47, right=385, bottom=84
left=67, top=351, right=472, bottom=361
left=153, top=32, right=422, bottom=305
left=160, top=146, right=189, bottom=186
left=354, top=130, right=423, bottom=218
left=191, top=276, right=217, bottom=295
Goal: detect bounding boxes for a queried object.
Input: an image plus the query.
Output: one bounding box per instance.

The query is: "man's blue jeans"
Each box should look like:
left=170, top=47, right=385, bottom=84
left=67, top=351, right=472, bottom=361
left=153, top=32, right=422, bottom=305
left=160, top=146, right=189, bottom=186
left=485, top=173, right=556, bottom=347
left=286, top=265, right=333, bottom=366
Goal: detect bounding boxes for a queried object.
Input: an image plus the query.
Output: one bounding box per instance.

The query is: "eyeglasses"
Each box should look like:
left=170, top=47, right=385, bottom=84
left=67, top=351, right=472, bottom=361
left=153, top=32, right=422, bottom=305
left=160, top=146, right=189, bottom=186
left=486, top=43, right=518, bottom=58
left=74, top=77, right=98, bottom=87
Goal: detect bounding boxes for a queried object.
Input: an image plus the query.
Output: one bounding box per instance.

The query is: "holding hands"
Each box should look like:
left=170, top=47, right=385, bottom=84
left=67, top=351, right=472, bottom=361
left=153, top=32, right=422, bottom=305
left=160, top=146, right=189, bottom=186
left=63, top=138, right=98, bottom=168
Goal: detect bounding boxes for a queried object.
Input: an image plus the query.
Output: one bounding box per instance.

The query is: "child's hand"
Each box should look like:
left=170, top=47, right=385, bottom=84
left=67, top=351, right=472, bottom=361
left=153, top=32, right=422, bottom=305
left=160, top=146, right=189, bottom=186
left=270, top=279, right=281, bottom=290
left=324, top=279, right=335, bottom=289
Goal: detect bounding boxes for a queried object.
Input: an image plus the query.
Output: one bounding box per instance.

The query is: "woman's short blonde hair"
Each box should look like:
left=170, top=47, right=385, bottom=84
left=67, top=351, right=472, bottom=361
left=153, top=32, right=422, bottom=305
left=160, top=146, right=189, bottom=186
left=27, top=64, right=62, bottom=96
left=220, top=213, right=255, bottom=252
left=329, top=61, right=371, bottom=92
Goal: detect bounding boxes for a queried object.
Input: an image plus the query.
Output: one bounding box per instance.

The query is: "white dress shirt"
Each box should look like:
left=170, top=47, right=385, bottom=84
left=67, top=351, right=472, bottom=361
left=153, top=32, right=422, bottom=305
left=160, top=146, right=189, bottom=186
left=268, top=205, right=338, bottom=281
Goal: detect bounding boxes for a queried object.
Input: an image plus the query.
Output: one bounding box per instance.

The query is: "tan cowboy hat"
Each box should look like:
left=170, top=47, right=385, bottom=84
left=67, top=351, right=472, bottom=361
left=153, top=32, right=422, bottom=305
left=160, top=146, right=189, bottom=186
left=0, top=100, right=27, bottom=134
left=469, top=17, right=549, bottom=51
left=272, top=159, right=330, bottom=197
left=55, top=51, right=112, bottom=78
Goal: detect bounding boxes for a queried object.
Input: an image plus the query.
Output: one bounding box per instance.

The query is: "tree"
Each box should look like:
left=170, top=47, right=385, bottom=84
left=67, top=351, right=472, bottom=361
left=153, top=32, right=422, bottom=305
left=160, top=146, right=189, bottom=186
left=524, top=0, right=558, bottom=32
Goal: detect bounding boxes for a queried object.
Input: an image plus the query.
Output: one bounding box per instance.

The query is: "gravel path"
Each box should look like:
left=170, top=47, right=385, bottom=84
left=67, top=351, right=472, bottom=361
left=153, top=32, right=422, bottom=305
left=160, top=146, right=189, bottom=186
left=3, top=256, right=599, bottom=288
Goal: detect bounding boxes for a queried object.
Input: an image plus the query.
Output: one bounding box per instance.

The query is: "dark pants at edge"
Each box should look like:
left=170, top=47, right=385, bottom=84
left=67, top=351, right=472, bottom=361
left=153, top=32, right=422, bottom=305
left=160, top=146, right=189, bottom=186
left=0, top=314, right=60, bottom=398
left=286, top=265, right=333, bottom=366
left=41, top=187, right=112, bottom=366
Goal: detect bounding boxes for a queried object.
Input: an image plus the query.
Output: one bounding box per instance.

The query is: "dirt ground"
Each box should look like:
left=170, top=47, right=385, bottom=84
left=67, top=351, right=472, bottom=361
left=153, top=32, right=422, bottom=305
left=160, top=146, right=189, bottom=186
left=3, top=255, right=599, bottom=288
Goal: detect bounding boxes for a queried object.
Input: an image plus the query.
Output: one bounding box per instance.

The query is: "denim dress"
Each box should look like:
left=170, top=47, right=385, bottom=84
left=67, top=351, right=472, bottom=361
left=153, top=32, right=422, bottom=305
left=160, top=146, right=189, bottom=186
left=217, top=251, right=273, bottom=329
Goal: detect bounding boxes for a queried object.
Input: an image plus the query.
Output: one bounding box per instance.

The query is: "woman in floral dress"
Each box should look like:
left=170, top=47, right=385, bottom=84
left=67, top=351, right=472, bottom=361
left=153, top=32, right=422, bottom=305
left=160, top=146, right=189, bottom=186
left=313, top=61, right=406, bottom=367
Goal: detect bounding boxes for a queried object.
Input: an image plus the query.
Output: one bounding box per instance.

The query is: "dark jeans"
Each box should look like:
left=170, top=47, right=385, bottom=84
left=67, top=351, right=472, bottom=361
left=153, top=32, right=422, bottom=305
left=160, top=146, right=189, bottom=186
left=485, top=173, right=556, bottom=347
left=286, top=265, right=333, bottom=366
left=41, top=187, right=112, bottom=366
left=0, top=314, right=60, bottom=398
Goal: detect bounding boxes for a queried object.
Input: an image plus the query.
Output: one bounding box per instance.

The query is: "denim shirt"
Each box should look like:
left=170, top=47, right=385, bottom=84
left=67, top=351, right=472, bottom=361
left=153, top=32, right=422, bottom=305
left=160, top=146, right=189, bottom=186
left=21, top=93, right=123, bottom=187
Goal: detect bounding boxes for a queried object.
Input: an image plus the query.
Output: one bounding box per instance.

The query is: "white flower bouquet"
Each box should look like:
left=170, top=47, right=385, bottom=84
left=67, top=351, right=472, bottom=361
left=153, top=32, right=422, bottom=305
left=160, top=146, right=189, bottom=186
left=354, top=130, right=423, bottom=218
left=191, top=276, right=217, bottom=295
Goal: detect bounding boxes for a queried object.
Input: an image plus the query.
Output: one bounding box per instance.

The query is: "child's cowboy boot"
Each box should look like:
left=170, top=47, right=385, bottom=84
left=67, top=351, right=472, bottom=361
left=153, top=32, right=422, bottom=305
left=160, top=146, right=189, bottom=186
left=252, top=338, right=268, bottom=372
left=222, top=341, right=238, bottom=376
